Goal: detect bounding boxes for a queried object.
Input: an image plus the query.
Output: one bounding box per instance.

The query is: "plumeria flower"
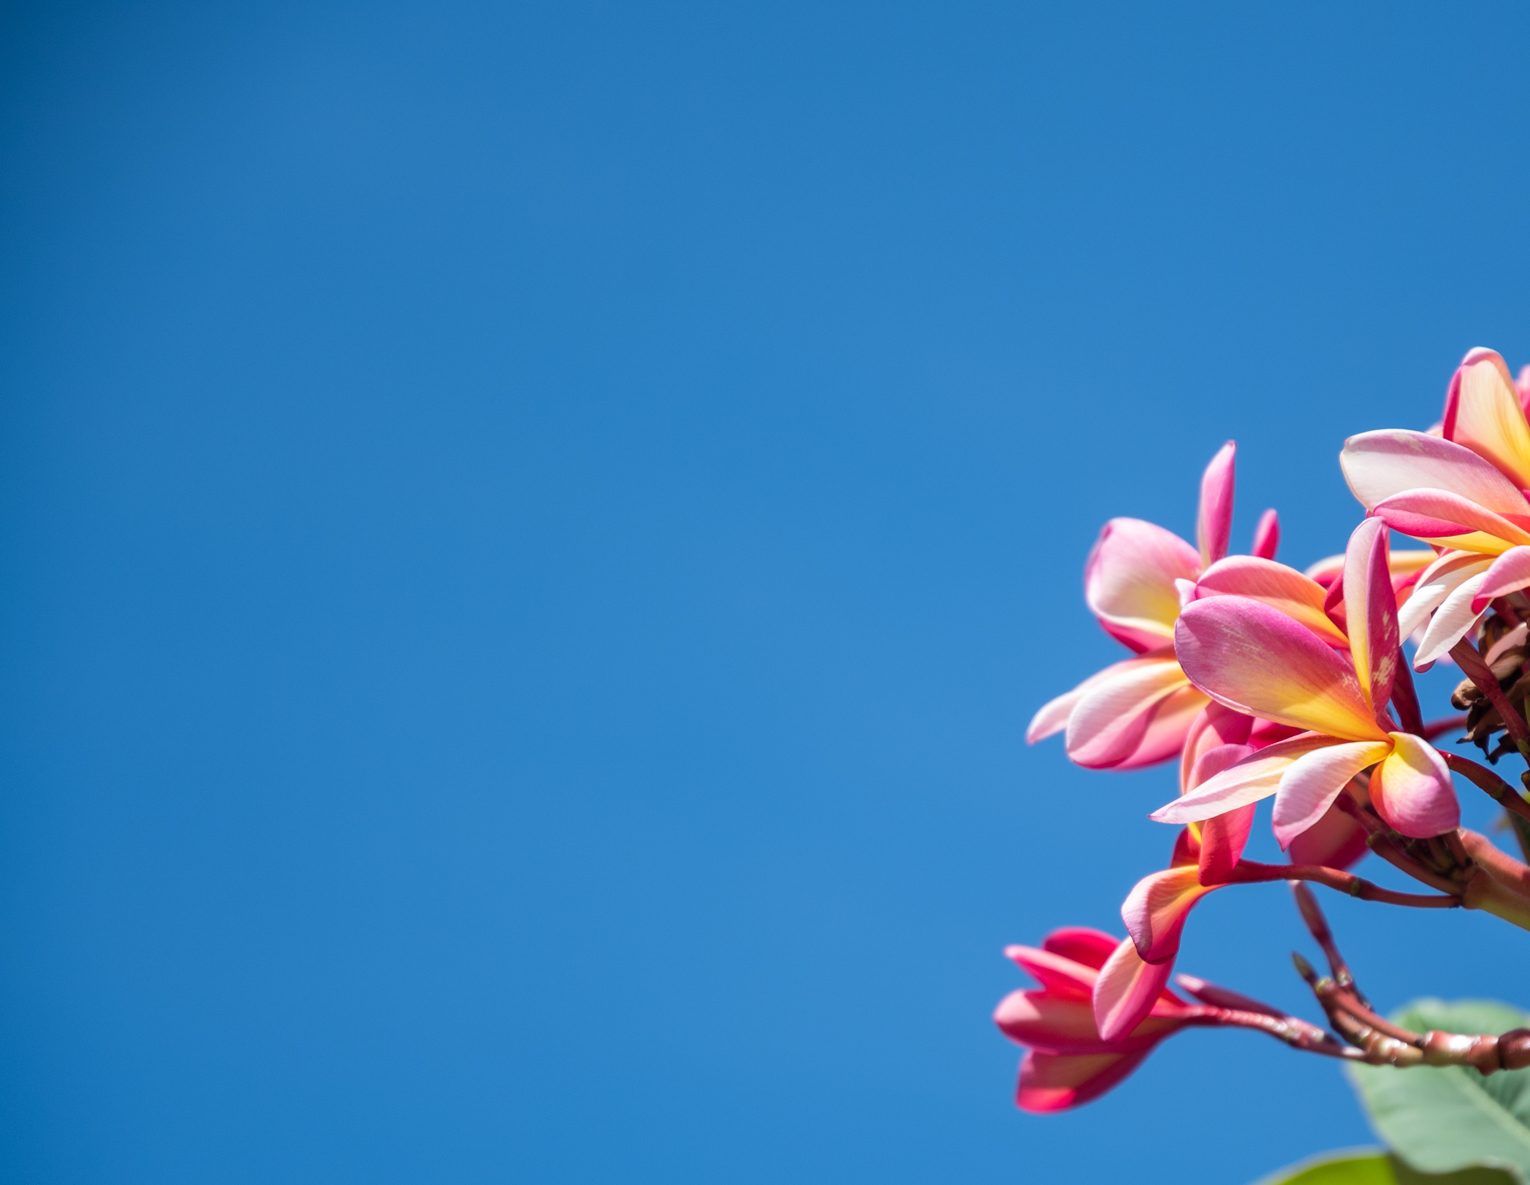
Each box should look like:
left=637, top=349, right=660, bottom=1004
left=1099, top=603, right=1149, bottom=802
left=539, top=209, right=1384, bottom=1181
left=1028, top=443, right=1279, bottom=768
left=1153, top=518, right=1459, bottom=845
left=1094, top=709, right=1365, bottom=1040
left=1341, top=349, right=1530, bottom=666
left=1305, top=546, right=1438, bottom=642
left=1092, top=736, right=1254, bottom=1041
left=994, top=927, right=1196, bottom=1112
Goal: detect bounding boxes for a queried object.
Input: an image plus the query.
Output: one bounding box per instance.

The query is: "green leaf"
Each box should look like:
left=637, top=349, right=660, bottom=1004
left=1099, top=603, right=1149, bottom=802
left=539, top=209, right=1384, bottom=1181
left=1347, top=998, right=1530, bottom=1183
left=1253, top=1149, right=1517, bottom=1185
left=1252, top=1149, right=1396, bottom=1184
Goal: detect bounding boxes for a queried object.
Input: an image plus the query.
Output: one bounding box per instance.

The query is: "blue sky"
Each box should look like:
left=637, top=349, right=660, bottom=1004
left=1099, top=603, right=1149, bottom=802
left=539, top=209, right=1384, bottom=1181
left=7, top=3, right=1530, bottom=1182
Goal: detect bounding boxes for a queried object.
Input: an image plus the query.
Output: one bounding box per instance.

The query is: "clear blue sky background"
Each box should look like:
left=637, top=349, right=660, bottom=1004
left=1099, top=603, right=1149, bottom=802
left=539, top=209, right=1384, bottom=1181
left=7, top=4, right=1530, bottom=1182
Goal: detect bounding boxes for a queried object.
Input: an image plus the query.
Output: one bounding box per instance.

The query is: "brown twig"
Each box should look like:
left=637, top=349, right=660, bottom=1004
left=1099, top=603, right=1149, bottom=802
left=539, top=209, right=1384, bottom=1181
left=1451, top=637, right=1530, bottom=758
left=1290, top=884, right=1530, bottom=1072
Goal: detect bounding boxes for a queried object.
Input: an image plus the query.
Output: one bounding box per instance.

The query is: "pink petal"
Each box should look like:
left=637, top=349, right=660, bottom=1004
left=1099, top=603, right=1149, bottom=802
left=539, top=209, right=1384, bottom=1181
left=1064, top=657, right=1197, bottom=769
left=1121, top=864, right=1214, bottom=964
left=1026, top=662, right=1121, bottom=743
left=1175, top=596, right=1383, bottom=740
left=1390, top=548, right=1440, bottom=592
left=1039, top=927, right=1120, bottom=971
left=1093, top=938, right=1176, bottom=1043
left=1152, top=732, right=1339, bottom=825
left=1186, top=740, right=1257, bottom=789
left=1182, top=741, right=1257, bottom=880
left=1341, top=429, right=1530, bottom=518
left=1197, top=441, right=1236, bottom=566
left=1029, top=656, right=1188, bottom=749
left=1251, top=508, right=1280, bottom=560
left=1193, top=556, right=1346, bottom=644
left=1473, top=545, right=1530, bottom=613
left=1085, top=518, right=1202, bottom=652
left=1195, top=803, right=1256, bottom=883
left=1413, top=568, right=1490, bottom=669
left=1443, top=348, right=1530, bottom=490
left=995, top=991, right=1113, bottom=1054
left=1004, top=945, right=1094, bottom=999
left=1372, top=488, right=1530, bottom=553
left=1016, top=1049, right=1149, bottom=1113
left=1270, top=739, right=1391, bottom=849
left=1342, top=518, right=1400, bottom=711
left=1177, top=703, right=1252, bottom=790
left=1286, top=799, right=1370, bottom=869
left=1107, top=684, right=1208, bottom=770
left=1398, top=552, right=1491, bottom=640
left=1370, top=733, right=1459, bottom=838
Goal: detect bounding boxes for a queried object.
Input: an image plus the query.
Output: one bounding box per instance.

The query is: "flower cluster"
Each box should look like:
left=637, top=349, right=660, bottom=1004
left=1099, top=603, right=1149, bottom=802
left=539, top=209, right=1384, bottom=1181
left=998, top=348, right=1530, bottom=1111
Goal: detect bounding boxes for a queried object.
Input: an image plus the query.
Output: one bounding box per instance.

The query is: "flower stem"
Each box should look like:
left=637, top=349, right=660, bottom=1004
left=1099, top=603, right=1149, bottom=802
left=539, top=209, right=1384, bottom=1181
left=1228, top=861, right=1460, bottom=908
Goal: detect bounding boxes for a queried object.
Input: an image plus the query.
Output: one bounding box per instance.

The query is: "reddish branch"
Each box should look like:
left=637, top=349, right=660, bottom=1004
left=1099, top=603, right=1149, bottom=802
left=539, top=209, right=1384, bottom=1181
left=1290, top=884, right=1530, bottom=1072
left=1229, top=861, right=1460, bottom=908
left=1442, top=750, right=1530, bottom=824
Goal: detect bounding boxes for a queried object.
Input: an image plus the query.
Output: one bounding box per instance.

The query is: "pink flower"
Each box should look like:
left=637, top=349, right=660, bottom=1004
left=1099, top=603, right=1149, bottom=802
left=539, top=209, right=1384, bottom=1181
left=1099, top=709, right=1370, bottom=1040
left=1341, top=349, right=1530, bottom=665
left=1028, top=443, right=1278, bottom=768
left=994, top=928, right=1195, bottom=1112
left=1154, top=519, right=1459, bottom=844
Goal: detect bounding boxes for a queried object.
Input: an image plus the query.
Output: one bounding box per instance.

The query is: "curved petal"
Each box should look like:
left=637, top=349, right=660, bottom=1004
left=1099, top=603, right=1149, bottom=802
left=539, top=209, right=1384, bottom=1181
left=1027, top=662, right=1123, bottom=744
left=1107, top=684, right=1208, bottom=770
left=1195, top=803, right=1256, bottom=883
left=1193, top=556, right=1346, bottom=644
left=1197, top=441, right=1236, bottom=566
left=1064, top=658, right=1193, bottom=769
left=1370, top=733, right=1459, bottom=838
left=1121, top=865, right=1214, bottom=964
left=1152, top=732, right=1339, bottom=825
left=1286, top=798, right=1370, bottom=870
left=1343, top=518, right=1400, bottom=710
left=1016, top=1049, right=1150, bottom=1113
left=1270, top=739, right=1391, bottom=849
left=1183, top=741, right=1257, bottom=880
left=1473, top=546, right=1530, bottom=613
left=1398, top=552, right=1491, bottom=640
left=1178, top=702, right=1253, bottom=790
left=1093, top=938, right=1176, bottom=1043
left=1372, top=488, right=1530, bottom=554
left=1085, top=518, right=1201, bottom=651
left=1185, top=740, right=1257, bottom=789
left=995, top=991, right=1113, bottom=1054
left=1413, top=568, right=1490, bottom=669
left=1341, top=429, right=1530, bottom=518
left=1004, top=945, right=1094, bottom=998
left=1251, top=508, right=1280, bottom=560
left=1039, top=927, right=1120, bottom=971
left=1444, top=349, right=1530, bottom=490
left=1175, top=596, right=1382, bottom=740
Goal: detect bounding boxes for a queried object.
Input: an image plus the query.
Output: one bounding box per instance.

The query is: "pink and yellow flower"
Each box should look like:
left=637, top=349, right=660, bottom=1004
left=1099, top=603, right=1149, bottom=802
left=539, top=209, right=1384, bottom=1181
left=1341, top=349, right=1530, bottom=665
left=1028, top=443, right=1278, bottom=768
left=1153, top=518, right=1459, bottom=844
left=994, top=927, right=1195, bottom=1112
